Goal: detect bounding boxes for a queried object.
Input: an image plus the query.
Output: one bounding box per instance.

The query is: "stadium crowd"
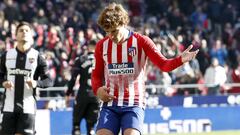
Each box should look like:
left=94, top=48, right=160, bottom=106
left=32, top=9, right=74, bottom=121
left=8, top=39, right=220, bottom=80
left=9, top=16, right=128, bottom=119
left=0, top=0, right=240, bottom=97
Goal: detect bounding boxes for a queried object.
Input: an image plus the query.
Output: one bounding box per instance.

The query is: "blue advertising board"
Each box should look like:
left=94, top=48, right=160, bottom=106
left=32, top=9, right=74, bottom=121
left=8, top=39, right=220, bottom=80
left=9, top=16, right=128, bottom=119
left=143, top=106, right=240, bottom=134
left=157, top=94, right=240, bottom=107
left=47, top=106, right=240, bottom=135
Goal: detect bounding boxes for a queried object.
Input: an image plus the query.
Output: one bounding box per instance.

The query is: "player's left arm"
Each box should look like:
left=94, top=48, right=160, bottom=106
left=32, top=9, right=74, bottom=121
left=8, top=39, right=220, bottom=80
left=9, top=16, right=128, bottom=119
left=141, top=35, right=183, bottom=72
left=141, top=35, right=198, bottom=72
left=33, top=54, right=53, bottom=88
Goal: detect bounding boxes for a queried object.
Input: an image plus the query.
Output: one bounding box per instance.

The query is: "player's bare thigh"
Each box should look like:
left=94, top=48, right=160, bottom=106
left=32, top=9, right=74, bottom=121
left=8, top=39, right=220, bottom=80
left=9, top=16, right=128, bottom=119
left=124, top=128, right=141, bottom=135
left=97, top=128, right=140, bottom=135
left=97, top=128, right=114, bottom=135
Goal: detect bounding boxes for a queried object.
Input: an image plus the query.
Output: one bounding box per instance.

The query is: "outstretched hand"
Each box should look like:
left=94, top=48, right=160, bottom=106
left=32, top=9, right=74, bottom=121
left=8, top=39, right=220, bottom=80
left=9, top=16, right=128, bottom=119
left=181, top=45, right=199, bottom=63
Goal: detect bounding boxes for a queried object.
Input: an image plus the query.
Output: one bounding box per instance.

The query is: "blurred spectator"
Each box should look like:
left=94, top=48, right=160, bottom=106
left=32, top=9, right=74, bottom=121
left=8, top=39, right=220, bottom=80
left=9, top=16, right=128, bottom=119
left=128, top=0, right=144, bottom=17
left=19, top=3, right=35, bottom=22
left=45, top=51, right=58, bottom=81
left=207, top=0, right=223, bottom=35
left=3, top=0, right=20, bottom=24
left=33, top=8, right=48, bottom=24
left=173, top=61, right=200, bottom=96
left=39, top=51, right=58, bottom=97
left=222, top=23, right=234, bottom=49
left=227, top=65, right=240, bottom=94
left=222, top=4, right=236, bottom=26
left=196, top=39, right=210, bottom=75
left=64, top=27, right=77, bottom=61
left=34, top=24, right=46, bottom=51
left=204, top=58, right=227, bottom=95
left=209, top=39, right=228, bottom=66
left=168, top=8, right=184, bottom=31
left=146, top=64, right=174, bottom=96
left=233, top=26, right=240, bottom=53
left=190, top=6, right=208, bottom=31
left=46, top=26, right=60, bottom=50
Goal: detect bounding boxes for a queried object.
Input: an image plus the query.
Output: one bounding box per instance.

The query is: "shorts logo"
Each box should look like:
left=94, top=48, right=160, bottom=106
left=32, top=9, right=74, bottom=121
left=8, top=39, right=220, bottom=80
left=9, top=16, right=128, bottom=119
left=128, top=47, right=136, bottom=57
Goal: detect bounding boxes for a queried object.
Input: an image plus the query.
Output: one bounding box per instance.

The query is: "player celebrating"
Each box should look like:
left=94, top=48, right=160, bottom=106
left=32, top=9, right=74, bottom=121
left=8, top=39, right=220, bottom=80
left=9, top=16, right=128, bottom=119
left=91, top=3, right=199, bottom=135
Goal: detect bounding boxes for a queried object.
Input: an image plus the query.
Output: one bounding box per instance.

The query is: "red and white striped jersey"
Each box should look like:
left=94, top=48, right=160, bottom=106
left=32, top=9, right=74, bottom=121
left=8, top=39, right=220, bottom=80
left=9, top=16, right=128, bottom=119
left=92, top=32, right=183, bottom=107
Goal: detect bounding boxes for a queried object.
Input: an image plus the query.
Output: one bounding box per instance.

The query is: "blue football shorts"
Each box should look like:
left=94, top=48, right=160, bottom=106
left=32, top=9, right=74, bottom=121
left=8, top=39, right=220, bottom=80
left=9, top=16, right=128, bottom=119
left=96, top=106, right=145, bottom=135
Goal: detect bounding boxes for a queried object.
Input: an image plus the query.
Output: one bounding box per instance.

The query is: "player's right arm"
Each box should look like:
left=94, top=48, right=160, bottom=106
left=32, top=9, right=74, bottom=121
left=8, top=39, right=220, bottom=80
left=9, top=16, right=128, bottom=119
left=91, top=40, right=105, bottom=95
left=0, top=52, right=14, bottom=89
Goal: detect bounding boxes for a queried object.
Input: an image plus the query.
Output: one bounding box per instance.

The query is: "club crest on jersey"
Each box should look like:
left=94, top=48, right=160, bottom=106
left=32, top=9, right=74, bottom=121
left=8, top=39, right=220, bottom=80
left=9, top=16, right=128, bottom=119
left=29, top=58, right=35, bottom=63
left=128, top=47, right=136, bottom=57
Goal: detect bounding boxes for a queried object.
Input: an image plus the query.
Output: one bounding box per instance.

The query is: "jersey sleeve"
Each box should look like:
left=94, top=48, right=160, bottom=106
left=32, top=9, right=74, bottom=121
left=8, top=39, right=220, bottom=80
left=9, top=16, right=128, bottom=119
left=91, top=40, right=105, bottom=95
left=140, top=35, right=183, bottom=72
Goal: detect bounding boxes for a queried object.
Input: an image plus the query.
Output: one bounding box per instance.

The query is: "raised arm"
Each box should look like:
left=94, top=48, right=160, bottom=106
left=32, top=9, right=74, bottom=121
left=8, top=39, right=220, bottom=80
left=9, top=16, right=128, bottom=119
left=141, top=35, right=198, bottom=72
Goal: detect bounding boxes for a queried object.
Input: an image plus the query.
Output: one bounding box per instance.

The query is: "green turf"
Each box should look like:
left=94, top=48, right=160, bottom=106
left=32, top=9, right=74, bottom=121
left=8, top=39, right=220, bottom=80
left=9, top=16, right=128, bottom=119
left=145, top=130, right=240, bottom=135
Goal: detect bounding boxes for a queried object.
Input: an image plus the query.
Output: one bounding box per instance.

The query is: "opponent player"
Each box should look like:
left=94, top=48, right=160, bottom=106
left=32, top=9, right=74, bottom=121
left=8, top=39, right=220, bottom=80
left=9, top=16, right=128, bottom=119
left=0, top=22, right=53, bottom=135
left=66, top=40, right=100, bottom=135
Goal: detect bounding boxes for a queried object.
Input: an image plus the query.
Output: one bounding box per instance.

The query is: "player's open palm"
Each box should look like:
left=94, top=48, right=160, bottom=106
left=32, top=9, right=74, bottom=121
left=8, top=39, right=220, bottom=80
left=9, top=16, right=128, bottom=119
left=181, top=45, right=199, bottom=63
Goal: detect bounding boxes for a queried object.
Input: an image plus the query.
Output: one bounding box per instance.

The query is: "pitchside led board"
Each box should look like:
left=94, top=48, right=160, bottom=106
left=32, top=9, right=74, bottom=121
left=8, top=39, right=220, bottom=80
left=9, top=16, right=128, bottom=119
left=35, top=106, right=240, bottom=135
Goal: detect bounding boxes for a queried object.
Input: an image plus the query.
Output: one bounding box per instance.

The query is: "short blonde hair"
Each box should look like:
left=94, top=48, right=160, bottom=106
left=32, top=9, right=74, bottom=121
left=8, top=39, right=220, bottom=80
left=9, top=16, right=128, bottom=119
left=97, top=3, right=129, bottom=31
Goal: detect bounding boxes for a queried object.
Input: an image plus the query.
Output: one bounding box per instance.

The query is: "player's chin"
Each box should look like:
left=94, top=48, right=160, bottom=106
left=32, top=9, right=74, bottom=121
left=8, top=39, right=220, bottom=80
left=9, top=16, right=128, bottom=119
left=23, top=38, right=31, bottom=41
left=22, top=39, right=33, bottom=44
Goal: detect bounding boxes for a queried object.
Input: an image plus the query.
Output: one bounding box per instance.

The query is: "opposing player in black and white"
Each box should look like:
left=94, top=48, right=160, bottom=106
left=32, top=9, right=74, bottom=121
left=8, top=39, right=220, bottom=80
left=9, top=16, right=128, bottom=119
left=65, top=41, right=100, bottom=135
left=0, top=22, right=53, bottom=135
